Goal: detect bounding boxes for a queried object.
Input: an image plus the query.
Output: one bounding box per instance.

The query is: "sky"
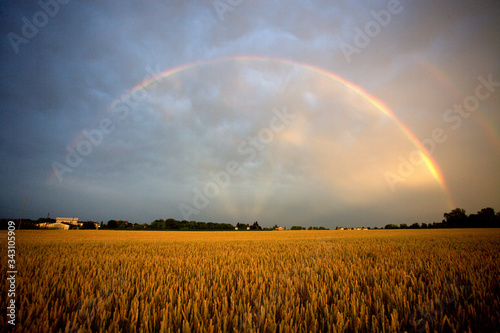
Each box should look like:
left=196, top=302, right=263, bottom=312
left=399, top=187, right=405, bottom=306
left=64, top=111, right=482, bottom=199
left=0, top=0, right=498, bottom=228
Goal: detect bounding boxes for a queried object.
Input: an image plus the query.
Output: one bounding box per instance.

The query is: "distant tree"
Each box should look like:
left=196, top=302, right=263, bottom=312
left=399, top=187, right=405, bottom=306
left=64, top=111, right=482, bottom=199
left=409, top=223, right=420, bottom=229
left=165, top=218, right=180, bottom=229
left=468, top=208, right=498, bottom=228
left=251, top=221, right=262, bottom=230
left=117, top=220, right=129, bottom=229
left=81, top=221, right=97, bottom=229
left=443, top=208, right=467, bottom=227
left=150, top=219, right=165, bottom=229
left=385, top=224, right=399, bottom=229
left=107, top=220, right=118, bottom=229
left=399, top=223, right=408, bottom=229
left=477, top=207, right=495, bottom=218
left=291, top=226, right=304, bottom=230
left=431, top=221, right=445, bottom=228
left=236, top=222, right=249, bottom=230
left=220, top=223, right=234, bottom=230
left=477, top=207, right=497, bottom=227
left=421, top=223, right=428, bottom=228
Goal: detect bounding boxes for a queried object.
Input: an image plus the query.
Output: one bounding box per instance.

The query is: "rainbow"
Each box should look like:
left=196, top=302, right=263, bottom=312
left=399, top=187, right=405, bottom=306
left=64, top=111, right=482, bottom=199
left=128, top=55, right=454, bottom=208
left=49, top=55, right=455, bottom=209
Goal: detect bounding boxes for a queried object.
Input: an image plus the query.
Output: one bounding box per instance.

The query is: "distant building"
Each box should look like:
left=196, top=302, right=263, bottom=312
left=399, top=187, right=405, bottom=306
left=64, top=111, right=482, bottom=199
left=56, top=217, right=80, bottom=226
left=38, top=217, right=98, bottom=230
left=38, top=222, right=70, bottom=230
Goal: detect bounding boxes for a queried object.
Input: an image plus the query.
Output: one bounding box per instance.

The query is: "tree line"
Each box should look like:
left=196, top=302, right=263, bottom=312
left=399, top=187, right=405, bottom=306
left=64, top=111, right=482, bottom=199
left=1, top=207, right=499, bottom=230
left=291, top=226, right=329, bottom=230
left=102, top=218, right=235, bottom=231
left=384, top=207, right=500, bottom=229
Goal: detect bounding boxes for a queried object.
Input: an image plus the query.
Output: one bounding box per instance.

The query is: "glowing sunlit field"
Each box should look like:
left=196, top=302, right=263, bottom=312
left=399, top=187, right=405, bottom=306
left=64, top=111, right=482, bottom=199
left=1, top=229, right=499, bottom=332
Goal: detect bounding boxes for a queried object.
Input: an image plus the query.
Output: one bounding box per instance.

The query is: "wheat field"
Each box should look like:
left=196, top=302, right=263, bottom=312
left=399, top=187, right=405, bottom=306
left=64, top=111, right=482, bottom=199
left=1, top=229, right=499, bottom=332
